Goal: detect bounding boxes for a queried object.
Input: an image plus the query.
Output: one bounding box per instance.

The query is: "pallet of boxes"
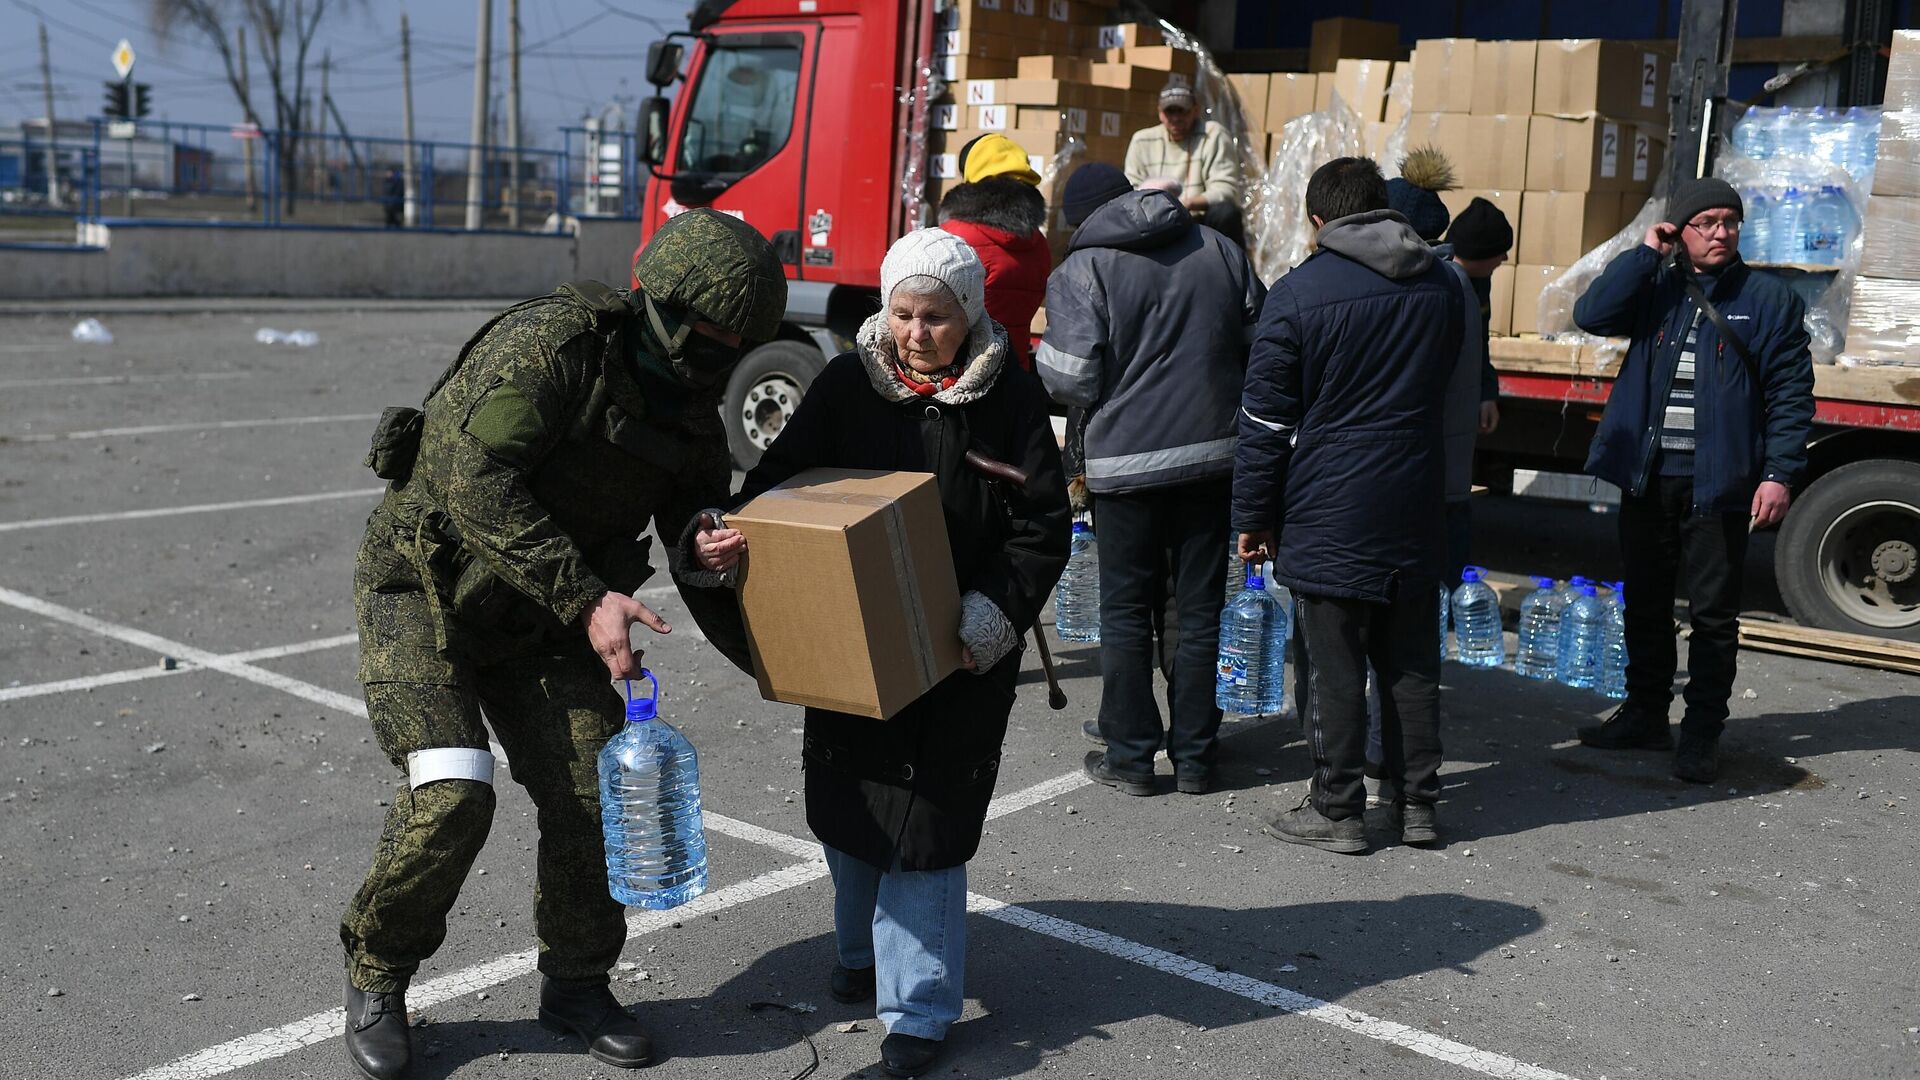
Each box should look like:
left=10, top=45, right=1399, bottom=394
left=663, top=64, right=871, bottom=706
left=928, top=0, right=1198, bottom=264
left=1401, top=36, right=1671, bottom=336
left=1220, top=18, right=1410, bottom=193
left=1843, top=29, right=1920, bottom=367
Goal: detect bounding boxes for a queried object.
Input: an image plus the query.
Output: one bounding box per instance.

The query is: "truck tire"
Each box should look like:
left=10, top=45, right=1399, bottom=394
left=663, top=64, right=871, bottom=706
left=723, top=340, right=825, bottom=470
left=1775, top=459, right=1920, bottom=641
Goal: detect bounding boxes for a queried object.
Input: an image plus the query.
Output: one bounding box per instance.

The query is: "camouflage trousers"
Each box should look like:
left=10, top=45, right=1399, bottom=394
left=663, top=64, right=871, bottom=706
left=339, top=652, right=629, bottom=993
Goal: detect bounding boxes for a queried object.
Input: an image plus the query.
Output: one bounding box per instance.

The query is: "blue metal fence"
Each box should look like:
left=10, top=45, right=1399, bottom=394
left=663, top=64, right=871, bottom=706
left=0, top=117, right=645, bottom=234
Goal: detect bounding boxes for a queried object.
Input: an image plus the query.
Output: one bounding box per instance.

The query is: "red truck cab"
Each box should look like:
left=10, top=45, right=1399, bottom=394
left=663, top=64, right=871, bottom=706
left=637, top=0, right=938, bottom=466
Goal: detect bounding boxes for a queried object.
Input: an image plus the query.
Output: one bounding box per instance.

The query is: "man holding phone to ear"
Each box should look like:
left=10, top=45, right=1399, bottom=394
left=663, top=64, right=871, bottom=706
left=1570, top=177, right=1815, bottom=784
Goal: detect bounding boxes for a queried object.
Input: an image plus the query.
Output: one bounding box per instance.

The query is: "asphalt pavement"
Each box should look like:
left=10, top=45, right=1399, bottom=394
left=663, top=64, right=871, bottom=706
left=1, top=304, right=1914, bottom=1080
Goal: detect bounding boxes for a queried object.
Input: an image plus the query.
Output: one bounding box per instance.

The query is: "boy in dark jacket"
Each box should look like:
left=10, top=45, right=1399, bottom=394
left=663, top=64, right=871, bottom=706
left=1571, top=178, right=1814, bottom=784
left=1234, top=157, right=1465, bottom=854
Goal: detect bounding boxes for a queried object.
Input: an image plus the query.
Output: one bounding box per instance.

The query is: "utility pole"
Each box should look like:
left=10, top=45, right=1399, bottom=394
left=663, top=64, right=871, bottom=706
left=507, top=0, right=522, bottom=228
left=238, top=27, right=257, bottom=211
left=401, top=12, right=418, bottom=226
left=37, top=22, right=59, bottom=207
left=465, top=0, right=493, bottom=230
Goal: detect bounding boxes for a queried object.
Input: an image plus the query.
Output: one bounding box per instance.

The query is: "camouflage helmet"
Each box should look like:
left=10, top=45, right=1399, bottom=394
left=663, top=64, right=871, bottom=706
left=632, top=209, right=787, bottom=343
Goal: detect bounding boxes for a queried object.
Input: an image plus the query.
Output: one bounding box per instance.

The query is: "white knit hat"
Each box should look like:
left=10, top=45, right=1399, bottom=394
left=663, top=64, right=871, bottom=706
left=880, top=227, right=987, bottom=329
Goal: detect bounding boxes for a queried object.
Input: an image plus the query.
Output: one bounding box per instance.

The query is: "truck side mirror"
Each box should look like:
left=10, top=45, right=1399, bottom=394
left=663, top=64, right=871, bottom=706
left=646, top=41, right=684, bottom=88
left=640, top=97, right=671, bottom=167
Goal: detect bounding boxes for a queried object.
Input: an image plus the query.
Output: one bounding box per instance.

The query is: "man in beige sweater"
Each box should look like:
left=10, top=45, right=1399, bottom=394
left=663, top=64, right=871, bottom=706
left=1123, top=83, right=1245, bottom=245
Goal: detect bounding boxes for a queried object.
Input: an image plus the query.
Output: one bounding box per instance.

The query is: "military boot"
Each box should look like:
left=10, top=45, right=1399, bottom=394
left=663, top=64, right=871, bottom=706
left=538, top=977, right=654, bottom=1068
left=344, top=981, right=411, bottom=1080
left=1672, top=732, right=1720, bottom=784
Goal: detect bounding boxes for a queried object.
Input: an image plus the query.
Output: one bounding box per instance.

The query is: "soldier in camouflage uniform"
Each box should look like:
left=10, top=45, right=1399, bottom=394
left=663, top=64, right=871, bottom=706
left=339, top=209, right=783, bottom=1080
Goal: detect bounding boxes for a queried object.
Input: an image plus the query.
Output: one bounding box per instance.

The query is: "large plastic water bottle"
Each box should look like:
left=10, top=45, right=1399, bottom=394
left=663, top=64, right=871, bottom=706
left=1513, top=575, right=1562, bottom=680
left=1438, top=583, right=1451, bottom=663
left=599, top=671, right=708, bottom=910
left=1739, top=188, right=1774, bottom=263
left=1841, top=106, right=1882, bottom=183
left=1554, top=585, right=1606, bottom=690
left=1599, top=582, right=1629, bottom=700
left=1055, top=522, right=1100, bottom=643
left=1770, top=188, right=1804, bottom=264
left=1798, top=186, right=1854, bottom=267
left=1732, top=107, right=1777, bottom=159
left=1216, top=567, right=1288, bottom=716
left=1451, top=566, right=1504, bottom=667
left=1775, top=107, right=1813, bottom=161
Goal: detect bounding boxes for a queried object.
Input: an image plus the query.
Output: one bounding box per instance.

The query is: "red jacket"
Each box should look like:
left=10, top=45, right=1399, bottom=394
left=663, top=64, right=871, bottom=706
left=941, top=218, right=1050, bottom=369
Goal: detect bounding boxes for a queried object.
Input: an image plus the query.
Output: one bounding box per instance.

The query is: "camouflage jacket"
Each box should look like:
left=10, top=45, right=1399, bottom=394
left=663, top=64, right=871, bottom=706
left=356, top=284, right=733, bottom=681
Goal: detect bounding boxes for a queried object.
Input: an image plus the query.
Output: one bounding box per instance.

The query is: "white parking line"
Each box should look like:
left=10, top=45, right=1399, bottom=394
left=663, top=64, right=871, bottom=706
left=0, top=587, right=368, bottom=718
left=119, top=861, right=832, bottom=1080
left=0, top=634, right=358, bottom=703
left=0, top=372, right=253, bottom=389
left=9, top=412, right=379, bottom=442
left=0, top=488, right=386, bottom=533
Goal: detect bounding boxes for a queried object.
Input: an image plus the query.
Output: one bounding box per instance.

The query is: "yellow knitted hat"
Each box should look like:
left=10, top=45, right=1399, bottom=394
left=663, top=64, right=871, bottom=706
left=960, top=133, right=1041, bottom=186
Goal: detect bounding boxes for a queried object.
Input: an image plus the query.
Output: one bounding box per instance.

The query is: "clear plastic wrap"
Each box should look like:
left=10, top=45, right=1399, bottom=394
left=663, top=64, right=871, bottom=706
left=1889, top=30, right=1920, bottom=112
left=1838, top=277, right=1920, bottom=367
left=1376, top=72, right=1415, bottom=179
left=1874, top=111, right=1920, bottom=197
left=1247, top=97, right=1367, bottom=284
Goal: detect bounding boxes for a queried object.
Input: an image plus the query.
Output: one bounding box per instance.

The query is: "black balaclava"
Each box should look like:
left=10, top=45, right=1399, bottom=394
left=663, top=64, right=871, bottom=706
left=640, top=292, right=745, bottom=391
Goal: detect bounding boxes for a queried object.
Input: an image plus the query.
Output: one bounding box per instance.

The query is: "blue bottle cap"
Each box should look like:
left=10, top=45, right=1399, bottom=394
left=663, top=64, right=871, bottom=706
left=1532, top=575, right=1555, bottom=589
left=1246, top=573, right=1265, bottom=591
left=1461, top=565, right=1485, bottom=583
left=1577, top=583, right=1598, bottom=597
left=624, top=670, right=660, bottom=723
left=1570, top=575, right=1590, bottom=586
left=1072, top=521, right=1092, bottom=535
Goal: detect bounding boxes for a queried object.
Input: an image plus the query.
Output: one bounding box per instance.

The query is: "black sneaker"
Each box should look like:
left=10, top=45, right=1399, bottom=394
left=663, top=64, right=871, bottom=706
left=828, top=963, right=875, bottom=1004
left=1400, top=802, right=1440, bottom=847
left=1083, top=751, right=1155, bottom=796
left=1262, top=799, right=1368, bottom=855
left=1672, top=732, right=1720, bottom=784
left=880, top=1032, right=944, bottom=1077
left=1578, top=704, right=1674, bottom=750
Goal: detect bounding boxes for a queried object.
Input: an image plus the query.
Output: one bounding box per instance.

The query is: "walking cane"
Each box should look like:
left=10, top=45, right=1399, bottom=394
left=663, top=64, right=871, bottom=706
left=962, top=449, right=1069, bottom=710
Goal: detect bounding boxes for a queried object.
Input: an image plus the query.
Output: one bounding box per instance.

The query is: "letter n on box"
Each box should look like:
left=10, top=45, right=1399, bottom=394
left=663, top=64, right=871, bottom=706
left=730, top=469, right=965, bottom=720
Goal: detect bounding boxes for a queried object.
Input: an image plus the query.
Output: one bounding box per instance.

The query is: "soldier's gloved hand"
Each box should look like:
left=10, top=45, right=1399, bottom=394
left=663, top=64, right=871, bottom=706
left=581, top=591, right=673, bottom=680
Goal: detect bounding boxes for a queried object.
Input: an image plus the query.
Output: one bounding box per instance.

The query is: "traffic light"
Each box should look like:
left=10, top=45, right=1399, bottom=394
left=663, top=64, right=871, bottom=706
left=103, top=80, right=129, bottom=119
left=132, top=83, right=151, bottom=119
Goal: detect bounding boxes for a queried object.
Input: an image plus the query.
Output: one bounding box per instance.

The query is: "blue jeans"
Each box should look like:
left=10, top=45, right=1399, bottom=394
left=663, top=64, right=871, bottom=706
left=822, top=845, right=967, bottom=1040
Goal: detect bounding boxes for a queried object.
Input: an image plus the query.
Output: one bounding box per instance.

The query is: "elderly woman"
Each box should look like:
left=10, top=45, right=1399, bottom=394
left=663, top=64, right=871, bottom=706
left=692, top=228, right=1069, bottom=1076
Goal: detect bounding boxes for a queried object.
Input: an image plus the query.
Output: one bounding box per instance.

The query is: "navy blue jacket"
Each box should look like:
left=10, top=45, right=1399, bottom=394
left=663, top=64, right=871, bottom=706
left=1574, top=245, right=1815, bottom=515
left=1232, top=211, right=1465, bottom=603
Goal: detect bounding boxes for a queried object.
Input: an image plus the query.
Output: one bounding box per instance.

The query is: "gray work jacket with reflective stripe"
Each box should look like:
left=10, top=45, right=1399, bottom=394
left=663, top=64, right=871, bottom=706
left=1036, top=189, right=1265, bottom=495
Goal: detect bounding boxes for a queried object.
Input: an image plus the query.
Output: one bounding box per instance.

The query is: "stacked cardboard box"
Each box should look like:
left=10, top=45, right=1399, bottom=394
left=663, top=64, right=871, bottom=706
left=930, top=10, right=1192, bottom=262
left=1401, top=37, right=1670, bottom=333
left=1845, top=29, right=1920, bottom=362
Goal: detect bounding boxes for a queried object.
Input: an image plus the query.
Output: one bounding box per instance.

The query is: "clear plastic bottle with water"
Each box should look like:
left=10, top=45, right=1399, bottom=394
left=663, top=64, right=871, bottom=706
left=1055, top=522, right=1101, bottom=643
left=1771, top=188, right=1805, bottom=264
left=1732, top=107, right=1776, bottom=159
left=599, top=671, right=708, bottom=910
left=1450, top=566, right=1504, bottom=668
left=1438, top=583, right=1451, bottom=663
left=1739, top=188, right=1774, bottom=263
left=1599, top=582, right=1629, bottom=700
left=1555, top=584, right=1606, bottom=690
left=1216, top=566, right=1288, bottom=716
left=1798, top=186, right=1855, bottom=267
left=1840, top=106, right=1882, bottom=183
left=1513, top=575, right=1562, bottom=680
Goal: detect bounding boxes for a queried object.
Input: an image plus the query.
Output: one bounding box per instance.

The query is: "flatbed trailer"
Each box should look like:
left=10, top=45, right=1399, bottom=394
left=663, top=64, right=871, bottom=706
left=1483, top=336, right=1920, bottom=641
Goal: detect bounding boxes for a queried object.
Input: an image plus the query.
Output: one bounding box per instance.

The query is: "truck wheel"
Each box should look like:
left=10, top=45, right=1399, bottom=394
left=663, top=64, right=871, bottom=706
left=1775, top=459, right=1920, bottom=641
left=723, top=341, right=824, bottom=470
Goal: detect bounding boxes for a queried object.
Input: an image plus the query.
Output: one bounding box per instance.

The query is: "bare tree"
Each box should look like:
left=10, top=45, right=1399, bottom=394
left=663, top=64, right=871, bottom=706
left=148, top=0, right=359, bottom=216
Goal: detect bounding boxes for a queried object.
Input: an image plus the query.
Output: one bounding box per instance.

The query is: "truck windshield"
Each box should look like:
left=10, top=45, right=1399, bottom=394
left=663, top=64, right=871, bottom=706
left=677, top=40, right=801, bottom=177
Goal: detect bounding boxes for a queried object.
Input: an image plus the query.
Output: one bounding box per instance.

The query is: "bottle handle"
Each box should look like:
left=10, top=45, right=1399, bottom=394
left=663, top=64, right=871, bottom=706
left=622, top=670, right=661, bottom=712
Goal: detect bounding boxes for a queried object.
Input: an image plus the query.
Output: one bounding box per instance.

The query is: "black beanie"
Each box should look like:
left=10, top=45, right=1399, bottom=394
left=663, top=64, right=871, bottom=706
left=1385, top=177, right=1451, bottom=242
left=1446, top=197, right=1514, bottom=260
left=1061, top=162, right=1133, bottom=227
left=1667, top=177, right=1744, bottom=227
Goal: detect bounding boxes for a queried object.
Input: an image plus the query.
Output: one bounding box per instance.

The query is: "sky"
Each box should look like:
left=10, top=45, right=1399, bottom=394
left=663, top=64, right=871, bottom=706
left=1, top=0, right=692, bottom=146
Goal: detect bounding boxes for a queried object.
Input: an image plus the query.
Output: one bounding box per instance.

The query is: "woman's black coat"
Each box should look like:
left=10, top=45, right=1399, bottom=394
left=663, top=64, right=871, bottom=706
left=736, top=349, right=1070, bottom=872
